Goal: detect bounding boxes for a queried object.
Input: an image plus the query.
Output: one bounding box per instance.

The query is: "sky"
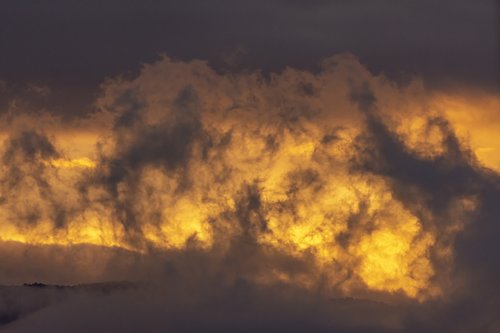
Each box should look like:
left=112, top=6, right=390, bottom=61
left=1, top=0, right=498, bottom=115
left=0, top=1, right=499, bottom=332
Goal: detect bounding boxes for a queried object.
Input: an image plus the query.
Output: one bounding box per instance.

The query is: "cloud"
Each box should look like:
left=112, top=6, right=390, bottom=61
left=1, top=0, right=497, bottom=120
left=0, top=54, right=498, bottom=332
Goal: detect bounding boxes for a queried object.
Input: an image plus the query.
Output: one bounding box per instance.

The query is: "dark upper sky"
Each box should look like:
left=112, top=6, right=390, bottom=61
left=1, top=0, right=498, bottom=93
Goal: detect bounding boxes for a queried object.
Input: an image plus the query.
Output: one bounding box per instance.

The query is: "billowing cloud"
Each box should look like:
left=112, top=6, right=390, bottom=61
left=0, top=54, right=499, bottom=332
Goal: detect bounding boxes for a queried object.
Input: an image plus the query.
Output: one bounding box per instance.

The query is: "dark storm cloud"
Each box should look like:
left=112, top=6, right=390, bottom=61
left=1, top=0, right=498, bottom=116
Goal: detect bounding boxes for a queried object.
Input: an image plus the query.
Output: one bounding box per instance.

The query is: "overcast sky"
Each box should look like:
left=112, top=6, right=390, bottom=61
left=1, top=0, right=498, bottom=90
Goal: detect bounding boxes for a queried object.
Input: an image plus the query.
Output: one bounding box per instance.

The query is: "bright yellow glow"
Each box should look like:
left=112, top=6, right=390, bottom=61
left=0, top=218, right=129, bottom=250
left=353, top=217, right=435, bottom=298
left=48, top=157, right=96, bottom=168
left=145, top=198, right=214, bottom=249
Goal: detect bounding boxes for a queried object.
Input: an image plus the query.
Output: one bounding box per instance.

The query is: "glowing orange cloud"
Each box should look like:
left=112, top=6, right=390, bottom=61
left=0, top=55, right=496, bottom=301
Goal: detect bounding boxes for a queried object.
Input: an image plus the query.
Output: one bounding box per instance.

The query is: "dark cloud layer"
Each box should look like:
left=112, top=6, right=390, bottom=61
left=1, top=0, right=498, bottom=117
